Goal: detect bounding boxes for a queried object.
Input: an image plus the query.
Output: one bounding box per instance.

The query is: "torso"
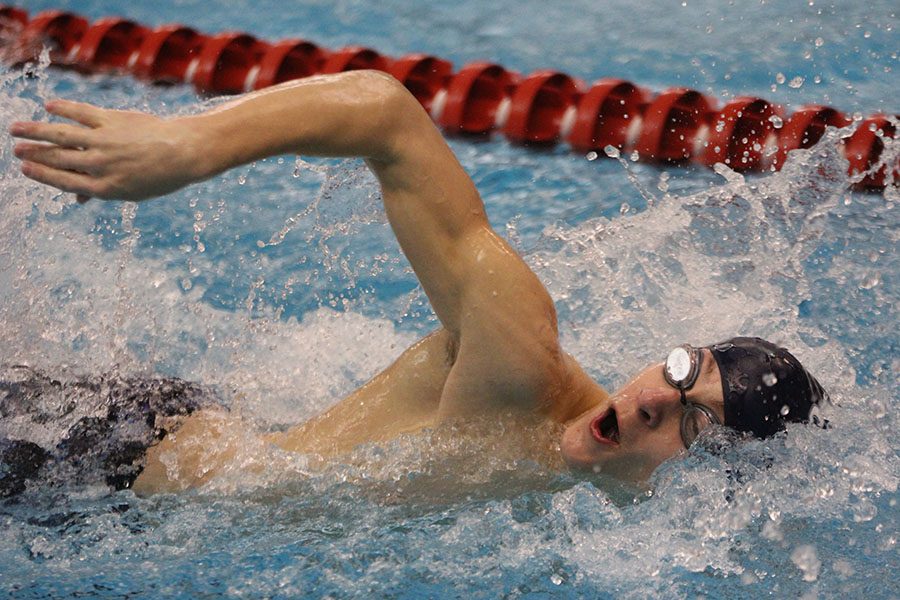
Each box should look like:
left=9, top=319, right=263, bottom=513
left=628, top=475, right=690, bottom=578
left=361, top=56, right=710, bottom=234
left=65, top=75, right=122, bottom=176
left=132, top=329, right=606, bottom=495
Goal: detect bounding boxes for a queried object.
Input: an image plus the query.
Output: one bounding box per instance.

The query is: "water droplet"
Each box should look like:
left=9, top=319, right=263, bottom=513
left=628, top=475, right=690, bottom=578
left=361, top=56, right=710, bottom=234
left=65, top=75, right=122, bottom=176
left=586, top=151, right=599, bottom=161
left=790, top=545, right=821, bottom=582
left=860, top=273, right=880, bottom=289
left=763, top=372, right=778, bottom=386
left=603, top=145, right=620, bottom=158
left=788, top=76, right=805, bottom=88
left=780, top=404, right=790, bottom=416
left=769, top=115, right=784, bottom=129
left=550, top=574, right=563, bottom=585
left=775, top=72, right=786, bottom=84
left=832, top=559, right=854, bottom=578
left=714, top=342, right=734, bottom=352
left=657, top=172, right=670, bottom=192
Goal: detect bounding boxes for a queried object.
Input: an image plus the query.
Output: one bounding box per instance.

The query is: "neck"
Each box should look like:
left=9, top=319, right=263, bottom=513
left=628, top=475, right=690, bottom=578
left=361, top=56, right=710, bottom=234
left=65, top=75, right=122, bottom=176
left=548, top=354, right=610, bottom=423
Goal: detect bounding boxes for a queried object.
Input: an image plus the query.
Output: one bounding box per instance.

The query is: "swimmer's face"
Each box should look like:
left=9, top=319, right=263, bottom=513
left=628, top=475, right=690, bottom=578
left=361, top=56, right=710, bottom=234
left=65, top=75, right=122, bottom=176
left=560, top=348, right=725, bottom=482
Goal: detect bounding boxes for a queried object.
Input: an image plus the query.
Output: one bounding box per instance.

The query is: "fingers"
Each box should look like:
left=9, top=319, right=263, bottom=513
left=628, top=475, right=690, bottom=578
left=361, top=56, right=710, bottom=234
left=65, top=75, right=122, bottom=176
left=9, top=121, right=93, bottom=148
left=20, top=161, right=101, bottom=198
left=45, top=99, right=106, bottom=128
left=14, top=142, right=98, bottom=174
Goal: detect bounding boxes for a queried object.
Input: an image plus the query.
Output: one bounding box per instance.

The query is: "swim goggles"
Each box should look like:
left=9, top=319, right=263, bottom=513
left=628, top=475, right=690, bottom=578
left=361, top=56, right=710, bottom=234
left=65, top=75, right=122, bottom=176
left=663, top=344, right=722, bottom=448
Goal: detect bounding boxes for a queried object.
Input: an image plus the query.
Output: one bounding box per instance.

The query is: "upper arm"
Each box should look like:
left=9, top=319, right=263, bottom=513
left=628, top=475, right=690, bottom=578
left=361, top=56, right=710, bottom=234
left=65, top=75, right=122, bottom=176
left=364, top=77, right=564, bottom=406
left=365, top=76, right=556, bottom=337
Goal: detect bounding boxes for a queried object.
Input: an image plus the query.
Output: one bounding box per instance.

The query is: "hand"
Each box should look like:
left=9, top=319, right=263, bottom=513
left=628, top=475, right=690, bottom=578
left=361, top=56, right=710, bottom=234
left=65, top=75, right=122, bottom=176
left=10, top=100, right=203, bottom=203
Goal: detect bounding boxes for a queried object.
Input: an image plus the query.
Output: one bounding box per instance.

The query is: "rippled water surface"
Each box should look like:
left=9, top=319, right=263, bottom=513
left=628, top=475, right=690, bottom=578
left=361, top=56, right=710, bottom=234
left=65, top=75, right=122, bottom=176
left=1, top=0, right=898, bottom=598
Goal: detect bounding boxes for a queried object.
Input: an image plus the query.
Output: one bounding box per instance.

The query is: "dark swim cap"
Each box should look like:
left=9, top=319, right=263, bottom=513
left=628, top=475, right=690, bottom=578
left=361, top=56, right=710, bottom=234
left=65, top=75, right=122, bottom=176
left=707, top=337, right=828, bottom=438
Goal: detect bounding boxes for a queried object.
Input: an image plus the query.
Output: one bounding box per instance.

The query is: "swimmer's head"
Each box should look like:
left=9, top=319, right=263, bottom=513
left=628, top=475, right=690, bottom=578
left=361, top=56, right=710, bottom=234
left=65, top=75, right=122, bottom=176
left=708, top=336, right=828, bottom=438
left=559, top=337, right=828, bottom=482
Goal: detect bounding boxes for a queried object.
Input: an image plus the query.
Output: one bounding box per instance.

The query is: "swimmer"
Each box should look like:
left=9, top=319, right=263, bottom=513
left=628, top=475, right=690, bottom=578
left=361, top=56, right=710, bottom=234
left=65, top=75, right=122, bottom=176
left=7, top=71, right=828, bottom=495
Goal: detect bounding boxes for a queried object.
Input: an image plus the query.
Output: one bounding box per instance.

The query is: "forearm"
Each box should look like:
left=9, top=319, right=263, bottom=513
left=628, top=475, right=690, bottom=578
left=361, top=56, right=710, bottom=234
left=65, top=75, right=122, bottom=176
left=183, top=70, right=410, bottom=180
left=9, top=70, right=418, bottom=202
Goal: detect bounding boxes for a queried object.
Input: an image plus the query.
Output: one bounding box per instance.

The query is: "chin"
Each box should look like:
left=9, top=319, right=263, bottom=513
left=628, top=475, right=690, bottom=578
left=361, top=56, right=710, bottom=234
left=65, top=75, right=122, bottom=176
left=559, top=423, right=602, bottom=472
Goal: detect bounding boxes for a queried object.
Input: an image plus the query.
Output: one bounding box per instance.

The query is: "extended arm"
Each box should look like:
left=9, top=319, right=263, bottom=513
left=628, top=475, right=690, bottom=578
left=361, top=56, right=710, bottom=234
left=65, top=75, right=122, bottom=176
left=11, top=71, right=567, bottom=413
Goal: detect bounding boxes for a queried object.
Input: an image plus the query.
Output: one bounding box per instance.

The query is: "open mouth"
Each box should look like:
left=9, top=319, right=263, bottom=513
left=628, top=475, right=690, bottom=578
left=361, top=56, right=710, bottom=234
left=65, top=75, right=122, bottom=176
left=590, top=408, right=620, bottom=446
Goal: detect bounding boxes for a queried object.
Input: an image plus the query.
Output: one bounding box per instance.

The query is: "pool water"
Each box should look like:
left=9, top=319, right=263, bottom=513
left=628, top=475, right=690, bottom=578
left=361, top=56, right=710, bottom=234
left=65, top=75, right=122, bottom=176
left=1, top=0, right=898, bottom=598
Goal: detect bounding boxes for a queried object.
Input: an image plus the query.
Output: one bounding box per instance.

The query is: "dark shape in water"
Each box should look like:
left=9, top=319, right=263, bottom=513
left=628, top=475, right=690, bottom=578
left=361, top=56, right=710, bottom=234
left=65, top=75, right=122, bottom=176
left=0, top=366, right=218, bottom=499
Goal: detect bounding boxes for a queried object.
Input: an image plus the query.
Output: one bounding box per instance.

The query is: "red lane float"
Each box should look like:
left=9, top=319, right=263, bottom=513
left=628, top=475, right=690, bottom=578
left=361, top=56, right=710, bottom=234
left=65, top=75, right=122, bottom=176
left=191, top=32, right=268, bottom=94
left=19, top=10, right=87, bottom=64
left=254, top=39, right=325, bottom=90
left=320, top=46, right=388, bottom=74
left=844, top=116, right=897, bottom=189
left=503, top=70, right=581, bottom=144
left=774, top=106, right=850, bottom=169
left=388, top=54, right=452, bottom=113
left=635, top=88, right=713, bottom=163
left=439, top=62, right=516, bottom=134
left=133, top=25, right=206, bottom=82
left=0, top=6, right=26, bottom=33
left=0, top=5, right=895, bottom=189
left=567, top=79, right=648, bottom=152
left=702, top=97, right=780, bottom=172
left=75, top=17, right=147, bottom=71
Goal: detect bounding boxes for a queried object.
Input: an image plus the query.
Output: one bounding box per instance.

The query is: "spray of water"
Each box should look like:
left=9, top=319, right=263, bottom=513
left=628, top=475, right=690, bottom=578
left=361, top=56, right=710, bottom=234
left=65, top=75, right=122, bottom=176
left=0, top=56, right=897, bottom=599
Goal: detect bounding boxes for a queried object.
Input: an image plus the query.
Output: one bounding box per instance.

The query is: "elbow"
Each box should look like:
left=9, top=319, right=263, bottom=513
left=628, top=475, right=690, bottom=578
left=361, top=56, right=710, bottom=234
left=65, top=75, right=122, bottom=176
left=350, top=70, right=432, bottom=162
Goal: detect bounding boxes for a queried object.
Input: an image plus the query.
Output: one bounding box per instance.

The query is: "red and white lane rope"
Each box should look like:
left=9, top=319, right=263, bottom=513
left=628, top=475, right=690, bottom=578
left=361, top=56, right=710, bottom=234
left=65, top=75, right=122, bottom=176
left=0, top=7, right=896, bottom=188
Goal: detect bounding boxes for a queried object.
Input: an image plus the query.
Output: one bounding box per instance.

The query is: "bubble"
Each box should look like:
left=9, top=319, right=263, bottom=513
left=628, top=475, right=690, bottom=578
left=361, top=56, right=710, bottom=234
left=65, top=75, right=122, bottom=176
left=657, top=172, right=670, bottom=192
left=780, top=404, right=790, bottom=416
left=603, top=145, right=621, bottom=159
left=763, top=372, right=778, bottom=386
left=859, top=273, right=880, bottom=289
left=768, top=115, right=784, bottom=129
left=550, top=574, right=563, bottom=585
left=815, top=37, right=824, bottom=47
left=630, top=150, right=640, bottom=162
left=791, top=545, right=821, bottom=582
left=775, top=72, right=786, bottom=84
left=832, top=559, right=855, bottom=578
left=586, top=151, right=599, bottom=161
left=851, top=498, right=877, bottom=522
left=788, top=76, right=805, bottom=89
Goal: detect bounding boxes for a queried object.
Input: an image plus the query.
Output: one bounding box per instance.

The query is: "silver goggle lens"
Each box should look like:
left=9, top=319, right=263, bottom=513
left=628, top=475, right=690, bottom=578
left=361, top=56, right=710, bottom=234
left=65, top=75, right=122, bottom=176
left=665, top=346, right=694, bottom=385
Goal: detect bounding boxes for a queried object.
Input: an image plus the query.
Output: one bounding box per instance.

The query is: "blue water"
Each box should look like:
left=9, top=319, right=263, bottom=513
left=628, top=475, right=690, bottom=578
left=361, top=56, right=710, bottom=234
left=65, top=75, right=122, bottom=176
left=1, top=0, right=898, bottom=598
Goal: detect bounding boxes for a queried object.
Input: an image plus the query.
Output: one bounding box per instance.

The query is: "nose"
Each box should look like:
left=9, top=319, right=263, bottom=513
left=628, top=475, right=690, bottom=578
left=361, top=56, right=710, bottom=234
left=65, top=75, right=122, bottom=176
left=633, top=387, right=682, bottom=429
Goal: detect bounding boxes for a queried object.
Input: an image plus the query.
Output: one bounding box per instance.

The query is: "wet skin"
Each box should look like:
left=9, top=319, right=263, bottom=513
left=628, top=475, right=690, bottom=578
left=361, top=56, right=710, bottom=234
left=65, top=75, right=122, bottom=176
left=10, top=71, right=725, bottom=493
left=560, top=349, right=725, bottom=483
